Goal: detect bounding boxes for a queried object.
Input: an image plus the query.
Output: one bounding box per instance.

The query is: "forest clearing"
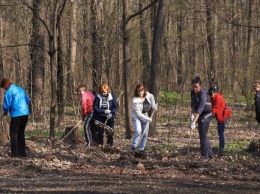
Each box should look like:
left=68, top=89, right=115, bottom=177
left=0, top=104, right=259, bottom=194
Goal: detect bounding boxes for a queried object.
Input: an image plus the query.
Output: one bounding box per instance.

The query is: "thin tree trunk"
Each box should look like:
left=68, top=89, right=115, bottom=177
left=57, top=13, right=66, bottom=125
left=69, top=0, right=77, bottom=89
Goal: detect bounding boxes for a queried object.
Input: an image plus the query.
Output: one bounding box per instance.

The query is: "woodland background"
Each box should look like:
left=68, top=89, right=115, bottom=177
left=0, top=0, right=259, bottom=139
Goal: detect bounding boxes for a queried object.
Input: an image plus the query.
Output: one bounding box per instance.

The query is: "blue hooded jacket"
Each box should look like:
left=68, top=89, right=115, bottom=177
left=3, top=84, right=31, bottom=118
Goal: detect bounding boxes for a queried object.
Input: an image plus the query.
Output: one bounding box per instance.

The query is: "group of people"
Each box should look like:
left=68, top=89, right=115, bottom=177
left=78, top=83, right=157, bottom=155
left=1, top=76, right=260, bottom=159
left=190, top=76, right=232, bottom=160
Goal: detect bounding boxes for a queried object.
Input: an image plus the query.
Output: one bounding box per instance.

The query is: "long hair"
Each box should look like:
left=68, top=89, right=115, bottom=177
left=134, top=84, right=147, bottom=97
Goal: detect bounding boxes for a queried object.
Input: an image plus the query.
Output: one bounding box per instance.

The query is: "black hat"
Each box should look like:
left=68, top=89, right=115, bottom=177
left=208, top=86, right=218, bottom=95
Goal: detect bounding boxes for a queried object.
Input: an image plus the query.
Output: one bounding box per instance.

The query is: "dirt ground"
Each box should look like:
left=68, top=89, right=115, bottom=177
left=0, top=116, right=260, bottom=194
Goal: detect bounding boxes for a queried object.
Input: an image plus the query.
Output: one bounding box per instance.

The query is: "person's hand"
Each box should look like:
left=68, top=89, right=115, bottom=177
left=147, top=117, right=152, bottom=122
left=106, top=113, right=112, bottom=119
left=190, top=122, right=196, bottom=130
left=190, top=114, right=194, bottom=122
left=104, top=110, right=111, bottom=114
left=3, top=112, right=7, bottom=117
left=154, top=104, right=158, bottom=111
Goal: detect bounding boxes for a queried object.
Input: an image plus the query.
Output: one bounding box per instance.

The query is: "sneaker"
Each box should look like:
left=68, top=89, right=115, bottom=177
left=130, top=147, right=136, bottom=153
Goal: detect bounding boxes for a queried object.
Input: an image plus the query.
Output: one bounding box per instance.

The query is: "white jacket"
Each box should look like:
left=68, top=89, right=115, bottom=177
left=132, top=92, right=157, bottom=121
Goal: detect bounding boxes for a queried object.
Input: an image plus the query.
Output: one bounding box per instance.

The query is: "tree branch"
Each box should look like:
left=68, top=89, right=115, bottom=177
left=211, top=8, right=260, bottom=29
left=125, top=0, right=159, bottom=25
left=22, top=1, right=52, bottom=36
left=1, top=44, right=49, bottom=54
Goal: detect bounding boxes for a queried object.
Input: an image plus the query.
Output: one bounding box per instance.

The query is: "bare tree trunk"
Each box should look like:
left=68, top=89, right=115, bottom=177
left=29, top=0, right=45, bottom=121
left=68, top=0, right=77, bottom=89
left=139, top=0, right=151, bottom=88
left=244, top=0, right=254, bottom=106
left=0, top=12, right=9, bottom=145
left=122, top=0, right=132, bottom=139
left=57, top=13, right=66, bottom=126
left=91, top=0, right=102, bottom=94
left=205, top=0, right=216, bottom=85
left=149, top=0, right=165, bottom=136
left=176, top=5, right=183, bottom=88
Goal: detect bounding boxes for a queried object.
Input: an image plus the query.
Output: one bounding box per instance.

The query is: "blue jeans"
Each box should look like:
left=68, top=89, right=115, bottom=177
left=131, top=117, right=149, bottom=151
left=217, top=119, right=227, bottom=150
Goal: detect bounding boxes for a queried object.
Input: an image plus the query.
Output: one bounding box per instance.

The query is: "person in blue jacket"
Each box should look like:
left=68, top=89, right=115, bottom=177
left=1, top=78, right=31, bottom=157
left=92, top=83, right=118, bottom=146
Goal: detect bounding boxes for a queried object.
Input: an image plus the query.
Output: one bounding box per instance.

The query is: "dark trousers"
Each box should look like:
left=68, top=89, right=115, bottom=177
left=217, top=119, right=227, bottom=150
left=10, top=115, right=28, bottom=157
left=96, top=116, right=114, bottom=146
left=198, top=115, right=212, bottom=158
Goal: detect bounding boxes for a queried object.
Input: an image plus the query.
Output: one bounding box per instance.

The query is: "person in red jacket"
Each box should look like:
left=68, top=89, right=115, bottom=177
left=208, top=86, right=231, bottom=156
left=77, top=85, right=95, bottom=146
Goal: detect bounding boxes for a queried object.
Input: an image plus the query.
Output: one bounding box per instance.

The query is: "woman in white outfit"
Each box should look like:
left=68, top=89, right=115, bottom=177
left=131, top=84, right=157, bottom=154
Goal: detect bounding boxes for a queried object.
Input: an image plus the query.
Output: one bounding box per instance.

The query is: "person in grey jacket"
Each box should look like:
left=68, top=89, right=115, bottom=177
left=131, top=84, right=157, bottom=154
left=190, top=76, right=213, bottom=160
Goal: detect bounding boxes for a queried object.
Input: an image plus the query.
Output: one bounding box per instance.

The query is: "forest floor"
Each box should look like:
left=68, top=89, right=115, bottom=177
left=0, top=108, right=260, bottom=193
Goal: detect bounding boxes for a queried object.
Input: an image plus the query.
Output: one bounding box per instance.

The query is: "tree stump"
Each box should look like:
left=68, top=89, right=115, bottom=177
left=0, top=116, right=10, bottom=146
left=61, top=126, right=84, bottom=145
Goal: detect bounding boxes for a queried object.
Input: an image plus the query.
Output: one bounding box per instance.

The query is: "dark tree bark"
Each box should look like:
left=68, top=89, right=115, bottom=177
left=122, top=0, right=132, bottom=139
left=149, top=0, right=166, bottom=136
left=91, top=0, right=102, bottom=94
left=57, top=11, right=66, bottom=125
left=205, top=0, right=216, bottom=85
left=29, top=0, right=45, bottom=121
left=176, top=5, right=183, bottom=87
left=139, top=0, right=151, bottom=88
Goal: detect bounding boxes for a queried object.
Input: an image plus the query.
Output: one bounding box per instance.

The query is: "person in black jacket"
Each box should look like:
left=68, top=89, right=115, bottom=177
left=253, top=80, right=260, bottom=129
left=92, top=84, right=118, bottom=146
left=190, top=76, right=213, bottom=160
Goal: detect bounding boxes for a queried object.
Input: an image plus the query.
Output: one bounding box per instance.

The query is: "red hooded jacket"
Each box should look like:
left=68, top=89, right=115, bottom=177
left=210, top=93, right=231, bottom=124
left=81, top=91, right=95, bottom=118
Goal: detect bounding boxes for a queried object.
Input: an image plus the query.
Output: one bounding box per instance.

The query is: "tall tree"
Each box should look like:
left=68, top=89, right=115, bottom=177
left=68, top=0, right=77, bottom=89
left=29, top=0, right=45, bottom=121
left=205, top=0, right=216, bottom=85
left=149, top=0, right=166, bottom=135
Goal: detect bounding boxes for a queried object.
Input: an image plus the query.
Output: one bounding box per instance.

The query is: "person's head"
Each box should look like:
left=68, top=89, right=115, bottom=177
left=252, top=80, right=260, bottom=92
left=208, top=86, right=218, bottom=98
left=134, top=84, right=147, bottom=98
left=0, top=78, right=12, bottom=90
left=99, top=83, right=111, bottom=97
left=77, top=85, right=86, bottom=95
left=191, top=76, right=202, bottom=94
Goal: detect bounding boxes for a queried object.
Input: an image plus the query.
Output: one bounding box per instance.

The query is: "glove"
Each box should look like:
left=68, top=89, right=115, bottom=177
left=190, top=122, right=196, bottom=130
left=106, top=113, right=112, bottom=119
left=190, top=114, right=194, bottom=122
left=3, top=112, right=7, bottom=116
left=104, top=110, right=111, bottom=114
left=147, top=117, right=152, bottom=122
